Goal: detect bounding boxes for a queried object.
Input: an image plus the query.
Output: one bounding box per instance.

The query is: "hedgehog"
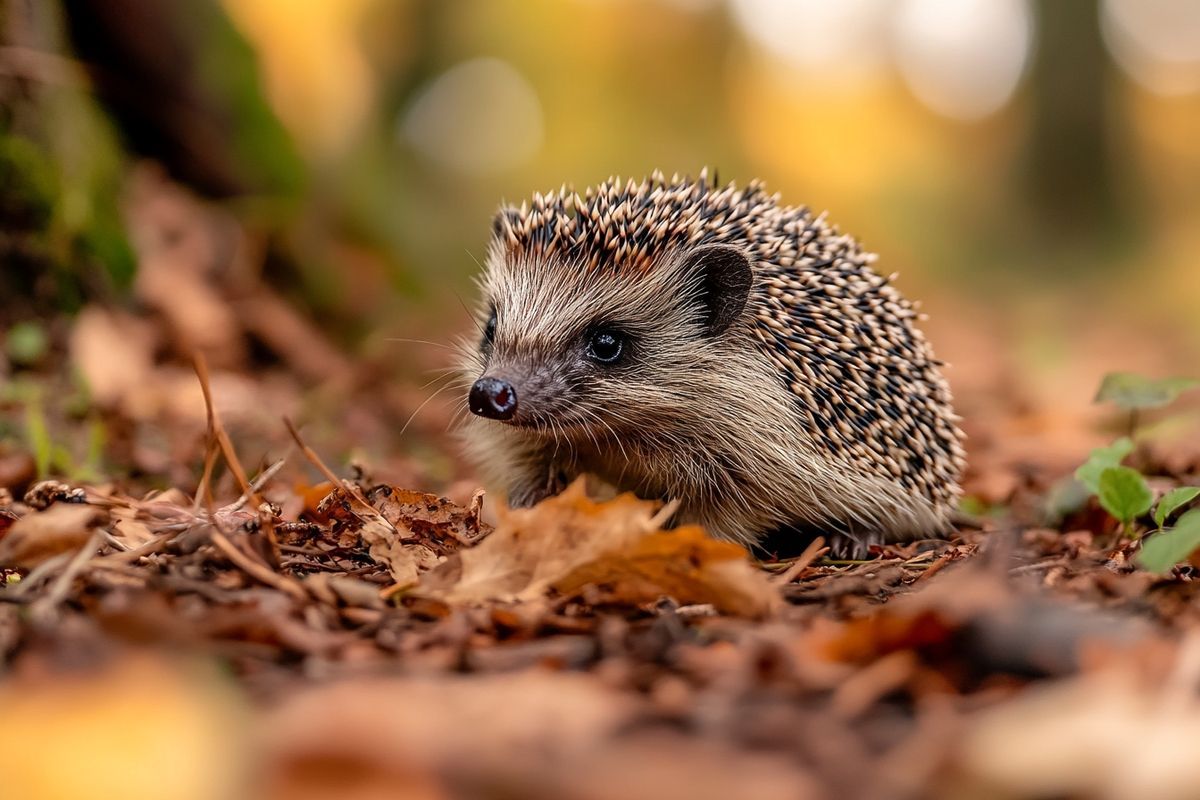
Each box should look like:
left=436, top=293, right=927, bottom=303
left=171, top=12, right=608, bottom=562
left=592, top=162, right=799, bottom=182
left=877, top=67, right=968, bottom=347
left=458, top=170, right=966, bottom=556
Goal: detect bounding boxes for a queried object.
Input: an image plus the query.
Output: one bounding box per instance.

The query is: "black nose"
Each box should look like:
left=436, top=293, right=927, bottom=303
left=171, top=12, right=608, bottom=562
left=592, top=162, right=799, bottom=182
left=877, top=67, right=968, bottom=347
left=469, top=377, right=518, bottom=420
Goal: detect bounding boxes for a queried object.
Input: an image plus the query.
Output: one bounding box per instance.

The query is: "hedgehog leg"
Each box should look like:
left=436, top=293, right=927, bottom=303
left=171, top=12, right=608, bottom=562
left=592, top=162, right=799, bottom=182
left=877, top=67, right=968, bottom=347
left=753, top=521, right=883, bottom=561
left=505, top=456, right=571, bottom=509
left=824, top=530, right=885, bottom=560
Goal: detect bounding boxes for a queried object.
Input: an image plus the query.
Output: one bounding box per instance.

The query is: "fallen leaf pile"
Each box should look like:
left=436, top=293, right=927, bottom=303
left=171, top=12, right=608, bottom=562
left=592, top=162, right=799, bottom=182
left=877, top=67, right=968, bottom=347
left=3, top=397, right=1200, bottom=800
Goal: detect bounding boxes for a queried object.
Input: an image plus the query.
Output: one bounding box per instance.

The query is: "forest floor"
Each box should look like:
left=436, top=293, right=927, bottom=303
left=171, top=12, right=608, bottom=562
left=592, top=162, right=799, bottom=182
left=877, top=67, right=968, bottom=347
left=4, top=179, right=1200, bottom=800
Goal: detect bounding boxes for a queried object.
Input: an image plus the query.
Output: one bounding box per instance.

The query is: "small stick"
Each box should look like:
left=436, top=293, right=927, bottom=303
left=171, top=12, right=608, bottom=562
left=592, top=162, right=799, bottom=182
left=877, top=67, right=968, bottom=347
left=1, top=551, right=73, bottom=601
left=772, top=536, right=829, bottom=585
left=30, top=529, right=105, bottom=615
left=100, top=528, right=131, bottom=552
left=648, top=498, right=681, bottom=530
left=224, top=455, right=291, bottom=513
left=193, top=354, right=280, bottom=562
left=95, top=530, right=177, bottom=564
left=193, top=438, right=221, bottom=513
left=913, top=550, right=956, bottom=583
left=209, top=527, right=306, bottom=601
left=192, top=354, right=259, bottom=506
left=283, top=417, right=394, bottom=528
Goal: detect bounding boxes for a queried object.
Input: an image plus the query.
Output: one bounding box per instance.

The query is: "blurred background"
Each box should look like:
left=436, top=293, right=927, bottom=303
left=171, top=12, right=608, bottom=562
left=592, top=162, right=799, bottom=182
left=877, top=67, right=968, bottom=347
left=1, top=0, right=1199, bottom=501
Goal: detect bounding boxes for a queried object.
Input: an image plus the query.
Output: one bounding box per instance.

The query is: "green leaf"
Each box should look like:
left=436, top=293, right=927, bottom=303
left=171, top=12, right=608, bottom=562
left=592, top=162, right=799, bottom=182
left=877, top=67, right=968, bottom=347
left=1094, top=372, right=1200, bottom=410
left=1139, top=508, right=1200, bottom=573
left=1155, top=487, right=1200, bottom=528
left=1097, top=466, right=1153, bottom=524
left=1042, top=477, right=1091, bottom=525
left=1074, top=438, right=1134, bottom=494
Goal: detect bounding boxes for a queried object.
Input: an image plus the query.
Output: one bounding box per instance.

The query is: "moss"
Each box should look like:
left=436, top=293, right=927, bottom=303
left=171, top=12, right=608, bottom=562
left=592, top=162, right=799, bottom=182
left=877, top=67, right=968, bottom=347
left=0, top=133, right=57, bottom=233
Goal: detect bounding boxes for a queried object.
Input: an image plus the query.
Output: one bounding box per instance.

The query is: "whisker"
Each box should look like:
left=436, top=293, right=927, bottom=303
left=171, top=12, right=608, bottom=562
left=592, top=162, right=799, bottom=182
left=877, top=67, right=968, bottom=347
left=383, top=337, right=454, bottom=350
left=398, top=379, right=461, bottom=438
left=415, top=371, right=460, bottom=392
left=454, top=291, right=485, bottom=336
left=446, top=404, right=472, bottom=433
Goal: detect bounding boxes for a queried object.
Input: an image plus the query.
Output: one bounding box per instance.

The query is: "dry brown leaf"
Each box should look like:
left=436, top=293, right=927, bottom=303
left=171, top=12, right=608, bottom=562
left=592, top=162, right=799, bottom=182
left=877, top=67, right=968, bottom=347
left=422, top=480, right=661, bottom=603
left=371, top=486, right=489, bottom=548
left=109, top=504, right=158, bottom=550
left=554, top=526, right=778, bottom=618
left=423, top=480, right=776, bottom=617
left=315, top=485, right=489, bottom=589
left=0, top=504, right=104, bottom=568
left=359, top=514, right=423, bottom=587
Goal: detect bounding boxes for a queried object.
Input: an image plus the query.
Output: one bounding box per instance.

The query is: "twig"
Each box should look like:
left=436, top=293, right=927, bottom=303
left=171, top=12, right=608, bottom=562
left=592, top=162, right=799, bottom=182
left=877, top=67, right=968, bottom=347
left=648, top=498, right=681, bottom=530
left=95, top=530, right=178, bottom=564
left=193, top=437, right=221, bottom=513
left=1008, top=559, right=1063, bottom=575
left=101, top=528, right=131, bottom=552
left=209, top=527, right=306, bottom=602
left=192, top=354, right=259, bottom=506
left=193, top=354, right=280, bottom=563
left=224, top=454, right=290, bottom=513
left=772, top=537, right=829, bottom=585
left=1, top=551, right=72, bottom=601
left=29, top=529, right=104, bottom=616
left=283, top=417, right=395, bottom=530
left=819, top=558, right=904, bottom=567
left=913, top=551, right=956, bottom=583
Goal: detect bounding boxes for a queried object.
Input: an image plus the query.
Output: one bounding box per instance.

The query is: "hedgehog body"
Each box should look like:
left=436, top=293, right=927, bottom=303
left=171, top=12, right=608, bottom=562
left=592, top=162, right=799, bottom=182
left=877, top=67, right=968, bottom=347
left=460, top=171, right=965, bottom=554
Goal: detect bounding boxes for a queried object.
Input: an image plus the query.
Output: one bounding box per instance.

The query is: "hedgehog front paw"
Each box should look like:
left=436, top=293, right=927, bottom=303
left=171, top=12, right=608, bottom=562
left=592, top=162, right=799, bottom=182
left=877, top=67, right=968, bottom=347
left=507, top=486, right=550, bottom=508
left=754, top=521, right=884, bottom=561
left=824, top=530, right=884, bottom=560
left=507, top=468, right=569, bottom=508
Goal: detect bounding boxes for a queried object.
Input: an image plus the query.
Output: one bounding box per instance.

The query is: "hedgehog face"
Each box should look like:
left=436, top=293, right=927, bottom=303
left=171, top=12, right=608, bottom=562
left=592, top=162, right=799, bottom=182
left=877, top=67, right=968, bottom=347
left=464, top=243, right=754, bottom=441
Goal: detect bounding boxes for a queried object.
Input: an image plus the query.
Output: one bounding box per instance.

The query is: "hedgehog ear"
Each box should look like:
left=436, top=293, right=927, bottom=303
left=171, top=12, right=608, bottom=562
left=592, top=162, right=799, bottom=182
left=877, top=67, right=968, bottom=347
left=682, top=244, right=753, bottom=336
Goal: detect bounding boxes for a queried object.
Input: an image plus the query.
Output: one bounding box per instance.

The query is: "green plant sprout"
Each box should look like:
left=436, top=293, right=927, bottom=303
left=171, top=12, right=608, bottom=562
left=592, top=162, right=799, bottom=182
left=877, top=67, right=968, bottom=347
left=1093, top=372, right=1200, bottom=438
left=1073, top=372, right=1200, bottom=572
left=1096, top=465, right=1153, bottom=538
left=8, top=379, right=107, bottom=483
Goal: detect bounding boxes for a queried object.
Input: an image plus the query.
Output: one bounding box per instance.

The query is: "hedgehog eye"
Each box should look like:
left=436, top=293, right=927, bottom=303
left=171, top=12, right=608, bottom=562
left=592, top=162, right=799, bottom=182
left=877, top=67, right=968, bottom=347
left=482, top=309, right=497, bottom=349
left=585, top=328, right=625, bottom=365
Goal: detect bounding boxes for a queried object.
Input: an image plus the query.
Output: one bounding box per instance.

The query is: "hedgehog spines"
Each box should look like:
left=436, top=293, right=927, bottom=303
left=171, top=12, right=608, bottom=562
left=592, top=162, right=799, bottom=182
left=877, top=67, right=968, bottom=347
left=480, top=171, right=966, bottom=538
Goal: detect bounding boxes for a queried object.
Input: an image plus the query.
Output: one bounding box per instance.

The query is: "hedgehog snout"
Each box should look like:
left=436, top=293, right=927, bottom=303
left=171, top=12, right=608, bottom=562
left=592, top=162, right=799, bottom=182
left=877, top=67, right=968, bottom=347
left=469, top=377, right=518, bottom=421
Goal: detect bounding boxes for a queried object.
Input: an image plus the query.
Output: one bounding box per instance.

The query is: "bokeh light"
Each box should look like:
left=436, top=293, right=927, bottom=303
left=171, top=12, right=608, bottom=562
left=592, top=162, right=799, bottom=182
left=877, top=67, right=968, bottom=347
left=892, top=0, right=1034, bottom=121
left=399, top=57, right=545, bottom=175
left=729, top=0, right=890, bottom=87
left=1102, top=0, right=1200, bottom=96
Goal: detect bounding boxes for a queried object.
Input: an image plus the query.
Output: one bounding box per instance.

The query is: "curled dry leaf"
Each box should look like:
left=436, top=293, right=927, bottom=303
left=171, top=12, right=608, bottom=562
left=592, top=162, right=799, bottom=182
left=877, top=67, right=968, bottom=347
left=553, top=526, right=778, bottom=618
left=318, top=485, right=490, bottom=589
left=359, top=513, right=423, bottom=588
left=368, top=485, right=490, bottom=548
left=422, top=479, right=777, bottom=617
left=0, top=503, right=104, bottom=568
